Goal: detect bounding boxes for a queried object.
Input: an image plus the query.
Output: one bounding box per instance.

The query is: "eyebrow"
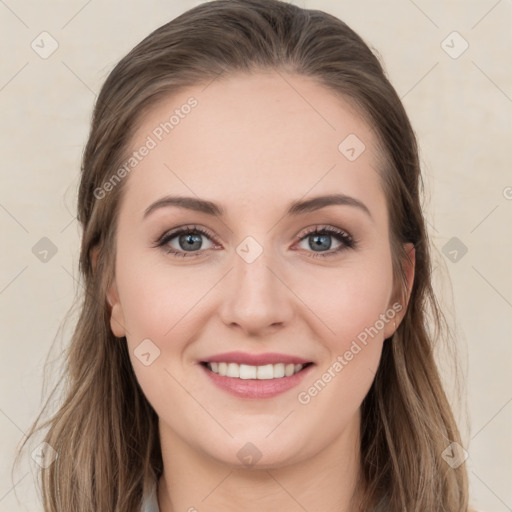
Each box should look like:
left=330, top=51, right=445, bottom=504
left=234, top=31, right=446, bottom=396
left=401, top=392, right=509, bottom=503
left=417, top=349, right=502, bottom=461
left=143, top=193, right=372, bottom=220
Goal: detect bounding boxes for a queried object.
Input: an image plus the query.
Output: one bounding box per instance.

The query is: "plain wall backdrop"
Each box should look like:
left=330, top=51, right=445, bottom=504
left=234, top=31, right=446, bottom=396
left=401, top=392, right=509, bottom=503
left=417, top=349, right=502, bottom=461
left=1, top=0, right=511, bottom=510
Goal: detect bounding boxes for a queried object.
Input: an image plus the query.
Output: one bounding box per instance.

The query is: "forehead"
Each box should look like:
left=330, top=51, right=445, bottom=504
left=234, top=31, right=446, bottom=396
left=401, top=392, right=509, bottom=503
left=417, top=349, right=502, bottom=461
left=121, top=71, right=386, bottom=219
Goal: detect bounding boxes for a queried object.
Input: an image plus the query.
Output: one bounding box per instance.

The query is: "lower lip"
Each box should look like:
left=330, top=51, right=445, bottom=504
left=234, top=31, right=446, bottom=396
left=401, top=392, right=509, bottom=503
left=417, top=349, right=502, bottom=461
left=200, top=363, right=314, bottom=399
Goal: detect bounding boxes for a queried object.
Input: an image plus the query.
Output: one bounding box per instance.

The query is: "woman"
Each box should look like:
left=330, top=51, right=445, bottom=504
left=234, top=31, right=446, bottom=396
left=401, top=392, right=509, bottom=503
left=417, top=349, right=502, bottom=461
left=16, top=0, right=474, bottom=510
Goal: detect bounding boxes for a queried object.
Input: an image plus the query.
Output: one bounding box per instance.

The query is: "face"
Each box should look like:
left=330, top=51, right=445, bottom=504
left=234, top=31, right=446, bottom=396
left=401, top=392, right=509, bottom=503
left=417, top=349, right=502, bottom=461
left=106, top=71, right=414, bottom=469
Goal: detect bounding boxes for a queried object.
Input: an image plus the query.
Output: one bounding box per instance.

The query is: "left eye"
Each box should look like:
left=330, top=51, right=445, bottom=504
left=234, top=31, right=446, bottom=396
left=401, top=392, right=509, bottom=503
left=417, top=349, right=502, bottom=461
left=294, top=226, right=355, bottom=258
left=155, top=225, right=355, bottom=258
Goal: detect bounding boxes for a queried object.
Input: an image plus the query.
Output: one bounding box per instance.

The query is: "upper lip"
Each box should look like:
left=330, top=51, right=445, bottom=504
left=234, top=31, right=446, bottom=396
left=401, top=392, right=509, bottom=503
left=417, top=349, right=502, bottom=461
left=201, top=351, right=312, bottom=366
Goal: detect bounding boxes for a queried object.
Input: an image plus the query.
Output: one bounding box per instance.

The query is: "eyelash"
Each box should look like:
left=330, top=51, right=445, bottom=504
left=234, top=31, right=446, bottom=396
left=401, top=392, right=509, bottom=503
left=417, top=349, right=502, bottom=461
left=154, top=224, right=356, bottom=259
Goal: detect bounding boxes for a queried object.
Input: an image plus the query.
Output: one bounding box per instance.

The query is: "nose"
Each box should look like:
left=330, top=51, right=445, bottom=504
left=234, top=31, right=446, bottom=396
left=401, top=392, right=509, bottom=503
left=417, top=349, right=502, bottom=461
left=217, top=245, right=294, bottom=337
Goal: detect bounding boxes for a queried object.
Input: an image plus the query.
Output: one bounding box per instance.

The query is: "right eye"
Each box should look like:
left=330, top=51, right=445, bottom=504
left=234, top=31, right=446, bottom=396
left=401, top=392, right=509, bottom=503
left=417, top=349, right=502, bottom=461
left=155, top=225, right=220, bottom=257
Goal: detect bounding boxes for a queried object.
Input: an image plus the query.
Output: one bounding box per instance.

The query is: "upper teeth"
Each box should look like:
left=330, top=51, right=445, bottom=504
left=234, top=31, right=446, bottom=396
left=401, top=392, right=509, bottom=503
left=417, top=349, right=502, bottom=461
left=207, top=362, right=304, bottom=379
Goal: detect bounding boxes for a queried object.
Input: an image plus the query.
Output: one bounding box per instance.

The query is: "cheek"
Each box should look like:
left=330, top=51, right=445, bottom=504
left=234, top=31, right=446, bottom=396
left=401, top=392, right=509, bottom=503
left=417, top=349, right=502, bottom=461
left=294, top=251, right=394, bottom=421
left=294, top=259, right=394, bottom=434
left=114, top=249, right=229, bottom=399
left=115, top=254, right=207, bottom=402
left=292, top=251, right=394, bottom=350
left=116, top=249, right=210, bottom=340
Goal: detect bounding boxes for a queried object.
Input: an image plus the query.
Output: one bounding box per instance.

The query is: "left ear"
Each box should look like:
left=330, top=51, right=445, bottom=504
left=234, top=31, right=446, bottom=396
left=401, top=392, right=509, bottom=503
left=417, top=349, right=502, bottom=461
left=106, top=278, right=127, bottom=338
left=384, top=242, right=415, bottom=339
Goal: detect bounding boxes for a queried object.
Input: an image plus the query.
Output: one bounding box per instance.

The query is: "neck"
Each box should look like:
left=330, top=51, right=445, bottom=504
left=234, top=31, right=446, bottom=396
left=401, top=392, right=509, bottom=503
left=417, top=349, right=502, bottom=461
left=157, top=413, right=363, bottom=512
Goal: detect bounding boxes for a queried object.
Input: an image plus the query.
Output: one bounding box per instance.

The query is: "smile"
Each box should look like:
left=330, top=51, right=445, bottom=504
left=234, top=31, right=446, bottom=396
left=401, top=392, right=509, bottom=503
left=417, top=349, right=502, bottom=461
left=200, top=361, right=314, bottom=399
left=204, top=361, right=310, bottom=379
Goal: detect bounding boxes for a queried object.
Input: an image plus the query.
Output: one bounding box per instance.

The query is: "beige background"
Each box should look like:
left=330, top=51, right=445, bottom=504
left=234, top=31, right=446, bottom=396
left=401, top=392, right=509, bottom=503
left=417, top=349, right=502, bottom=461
left=1, top=1, right=511, bottom=510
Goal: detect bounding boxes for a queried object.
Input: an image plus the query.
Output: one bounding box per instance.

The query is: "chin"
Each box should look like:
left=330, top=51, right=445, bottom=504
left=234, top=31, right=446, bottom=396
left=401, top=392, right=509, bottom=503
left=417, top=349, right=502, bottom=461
left=203, top=434, right=308, bottom=470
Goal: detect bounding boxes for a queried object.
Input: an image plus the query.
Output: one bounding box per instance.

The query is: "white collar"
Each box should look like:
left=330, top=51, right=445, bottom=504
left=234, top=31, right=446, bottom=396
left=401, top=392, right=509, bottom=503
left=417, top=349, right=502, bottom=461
left=140, top=477, right=160, bottom=512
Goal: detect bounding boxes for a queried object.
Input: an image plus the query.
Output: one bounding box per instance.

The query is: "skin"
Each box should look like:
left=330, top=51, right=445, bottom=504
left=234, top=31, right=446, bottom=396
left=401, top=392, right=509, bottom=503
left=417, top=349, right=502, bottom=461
left=106, top=70, right=415, bottom=512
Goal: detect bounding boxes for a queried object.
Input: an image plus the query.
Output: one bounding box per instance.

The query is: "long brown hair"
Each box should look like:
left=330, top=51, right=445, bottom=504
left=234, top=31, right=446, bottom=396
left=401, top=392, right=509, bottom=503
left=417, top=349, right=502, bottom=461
left=14, top=1, right=471, bottom=510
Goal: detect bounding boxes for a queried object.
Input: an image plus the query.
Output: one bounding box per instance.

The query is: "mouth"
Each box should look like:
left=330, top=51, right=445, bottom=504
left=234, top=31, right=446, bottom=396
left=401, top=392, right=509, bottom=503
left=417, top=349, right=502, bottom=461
left=199, top=360, right=315, bottom=399
left=201, top=361, right=314, bottom=380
